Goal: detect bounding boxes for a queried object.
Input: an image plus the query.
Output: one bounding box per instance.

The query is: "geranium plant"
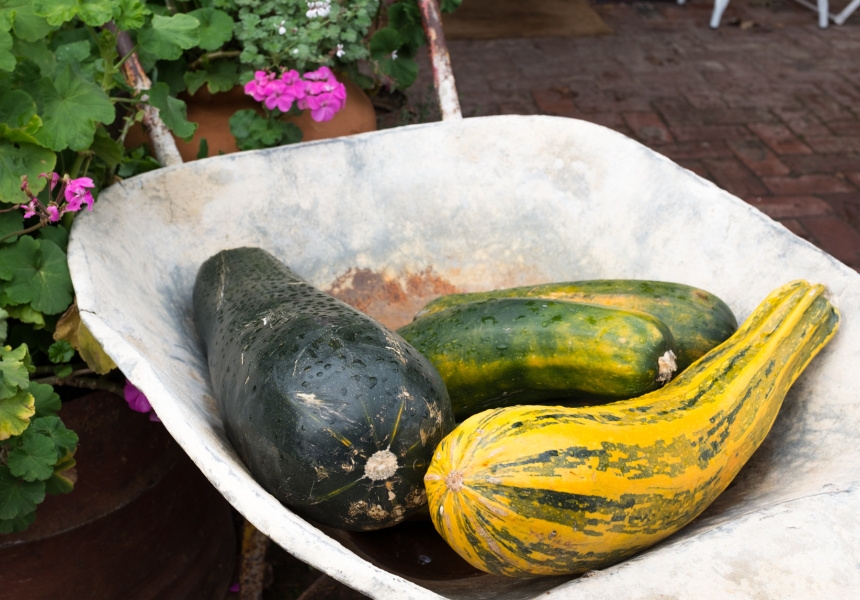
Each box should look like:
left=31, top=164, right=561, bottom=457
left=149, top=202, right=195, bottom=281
left=0, top=0, right=459, bottom=533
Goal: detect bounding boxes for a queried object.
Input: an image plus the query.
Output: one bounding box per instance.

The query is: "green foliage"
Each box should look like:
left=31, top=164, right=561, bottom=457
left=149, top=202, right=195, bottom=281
left=0, top=0, right=465, bottom=535
left=229, top=108, right=302, bottom=151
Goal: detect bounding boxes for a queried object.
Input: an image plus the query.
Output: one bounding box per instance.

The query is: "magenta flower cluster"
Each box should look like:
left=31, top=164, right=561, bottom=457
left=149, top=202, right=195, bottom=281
left=18, top=172, right=95, bottom=224
left=244, top=66, right=347, bottom=123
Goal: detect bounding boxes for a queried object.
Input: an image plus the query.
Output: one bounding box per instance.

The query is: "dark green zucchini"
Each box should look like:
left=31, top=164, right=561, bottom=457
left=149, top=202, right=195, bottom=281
left=413, top=279, right=738, bottom=372
left=397, top=298, right=679, bottom=420
left=193, top=247, right=454, bottom=531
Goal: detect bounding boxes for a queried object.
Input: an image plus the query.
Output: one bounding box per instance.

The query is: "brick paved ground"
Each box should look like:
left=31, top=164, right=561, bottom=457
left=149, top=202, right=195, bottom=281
left=402, top=0, right=860, bottom=272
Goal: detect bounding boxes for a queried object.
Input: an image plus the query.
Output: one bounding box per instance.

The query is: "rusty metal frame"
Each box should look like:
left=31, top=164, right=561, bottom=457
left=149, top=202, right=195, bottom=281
left=416, top=0, right=463, bottom=121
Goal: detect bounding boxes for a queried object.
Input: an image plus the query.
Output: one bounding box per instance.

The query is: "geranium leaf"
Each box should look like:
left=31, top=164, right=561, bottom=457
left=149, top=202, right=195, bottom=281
left=0, top=343, right=34, bottom=400
left=0, top=306, right=7, bottom=343
left=77, top=0, right=116, bottom=27
left=0, top=28, right=13, bottom=72
left=6, top=0, right=54, bottom=42
left=0, top=388, right=35, bottom=440
left=45, top=450, right=76, bottom=495
left=32, top=0, right=78, bottom=26
left=52, top=301, right=116, bottom=374
left=0, top=466, right=45, bottom=520
left=0, top=89, right=43, bottom=144
left=30, top=415, right=78, bottom=456
left=113, top=0, right=149, bottom=32
left=189, top=7, right=234, bottom=52
left=370, top=27, right=402, bottom=56
left=0, top=139, right=56, bottom=204
left=32, top=66, right=115, bottom=151
left=380, top=54, right=417, bottom=90
left=48, top=340, right=74, bottom=363
left=29, top=381, right=61, bottom=417
left=7, top=427, right=57, bottom=481
left=137, top=13, right=199, bottom=61
left=0, top=211, right=23, bottom=244
left=0, top=236, right=74, bottom=315
left=184, top=59, right=238, bottom=95
left=90, top=126, right=123, bottom=168
left=0, top=506, right=36, bottom=533
left=4, top=304, right=45, bottom=327
left=37, top=221, right=68, bottom=251
left=146, top=81, right=197, bottom=140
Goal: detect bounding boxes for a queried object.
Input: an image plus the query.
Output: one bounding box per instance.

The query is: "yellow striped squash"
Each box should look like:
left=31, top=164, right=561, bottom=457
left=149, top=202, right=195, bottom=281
left=423, top=280, right=840, bottom=577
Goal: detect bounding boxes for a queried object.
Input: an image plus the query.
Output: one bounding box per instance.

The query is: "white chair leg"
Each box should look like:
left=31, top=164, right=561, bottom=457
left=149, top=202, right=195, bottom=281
left=834, top=0, right=860, bottom=24
left=817, top=0, right=830, bottom=27
left=710, top=0, right=731, bottom=28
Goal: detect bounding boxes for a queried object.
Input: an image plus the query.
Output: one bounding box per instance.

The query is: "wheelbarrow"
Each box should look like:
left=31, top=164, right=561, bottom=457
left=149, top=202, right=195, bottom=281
left=67, top=5, right=860, bottom=600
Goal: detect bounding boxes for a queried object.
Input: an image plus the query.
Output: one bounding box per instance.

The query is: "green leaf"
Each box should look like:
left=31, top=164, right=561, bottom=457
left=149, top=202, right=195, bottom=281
left=0, top=88, right=43, bottom=145
left=32, top=0, right=77, bottom=26
left=0, top=210, right=23, bottom=244
left=89, top=126, right=123, bottom=169
left=53, top=363, right=72, bottom=378
left=0, top=139, right=55, bottom=204
left=7, top=427, right=57, bottom=481
left=30, top=415, right=77, bottom=456
left=48, top=339, right=74, bottom=363
left=0, top=506, right=36, bottom=533
left=37, top=221, right=68, bottom=251
left=137, top=13, right=199, bottom=61
left=0, top=343, right=33, bottom=400
left=29, top=381, right=60, bottom=417
left=441, top=0, right=463, bottom=13
left=44, top=450, right=75, bottom=495
left=189, top=7, right=234, bottom=52
left=0, top=465, right=46, bottom=520
left=4, top=304, right=45, bottom=327
left=0, top=388, right=35, bottom=440
left=0, top=306, right=7, bottom=343
left=53, top=38, right=91, bottom=68
left=145, top=81, right=197, bottom=140
left=76, top=0, right=116, bottom=27
left=0, top=28, right=13, bottom=72
left=31, top=66, right=115, bottom=151
left=7, top=0, right=54, bottom=42
left=380, top=54, right=417, bottom=89
left=229, top=109, right=302, bottom=151
left=113, top=0, right=149, bottom=32
left=0, top=236, right=73, bottom=315
left=370, top=27, right=403, bottom=56
left=184, top=59, right=238, bottom=95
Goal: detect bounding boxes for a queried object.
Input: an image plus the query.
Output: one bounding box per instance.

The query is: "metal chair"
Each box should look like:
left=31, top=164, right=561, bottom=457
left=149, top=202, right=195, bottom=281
left=689, top=0, right=859, bottom=29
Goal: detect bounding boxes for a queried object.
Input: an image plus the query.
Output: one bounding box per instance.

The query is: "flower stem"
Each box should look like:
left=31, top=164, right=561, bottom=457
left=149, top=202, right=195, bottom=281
left=33, top=370, right=125, bottom=396
left=0, top=223, right=43, bottom=243
left=189, top=50, right=242, bottom=71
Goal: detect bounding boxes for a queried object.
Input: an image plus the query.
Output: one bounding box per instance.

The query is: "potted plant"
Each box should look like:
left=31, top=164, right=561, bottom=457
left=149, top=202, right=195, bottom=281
left=122, top=0, right=463, bottom=158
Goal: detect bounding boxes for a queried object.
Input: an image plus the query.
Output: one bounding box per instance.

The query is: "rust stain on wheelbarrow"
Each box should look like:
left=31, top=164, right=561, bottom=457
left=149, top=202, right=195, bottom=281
left=325, top=267, right=461, bottom=330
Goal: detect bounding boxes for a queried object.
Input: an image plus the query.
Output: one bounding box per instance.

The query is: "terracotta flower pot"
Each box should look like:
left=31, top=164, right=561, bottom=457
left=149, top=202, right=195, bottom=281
left=0, top=391, right=237, bottom=599
left=126, top=75, right=377, bottom=162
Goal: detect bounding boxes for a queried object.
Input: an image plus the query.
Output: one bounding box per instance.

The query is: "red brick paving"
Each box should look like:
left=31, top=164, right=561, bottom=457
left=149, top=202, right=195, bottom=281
left=406, top=0, right=860, bottom=271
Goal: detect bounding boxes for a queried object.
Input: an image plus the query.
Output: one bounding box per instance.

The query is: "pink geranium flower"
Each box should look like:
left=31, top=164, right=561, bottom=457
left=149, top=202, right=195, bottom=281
left=124, top=380, right=161, bottom=422
left=244, top=70, right=275, bottom=102
left=45, top=205, right=60, bottom=222
left=244, top=65, right=347, bottom=124
left=64, top=177, right=95, bottom=211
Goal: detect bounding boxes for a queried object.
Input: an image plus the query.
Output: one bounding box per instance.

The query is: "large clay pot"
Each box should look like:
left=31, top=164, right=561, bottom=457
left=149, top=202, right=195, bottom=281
left=126, top=75, right=377, bottom=162
left=0, top=391, right=236, bottom=599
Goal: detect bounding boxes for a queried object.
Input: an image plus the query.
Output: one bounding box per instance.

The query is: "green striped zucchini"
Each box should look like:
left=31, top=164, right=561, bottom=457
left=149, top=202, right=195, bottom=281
left=424, top=280, right=839, bottom=577
left=398, top=298, right=679, bottom=421
left=413, top=279, right=737, bottom=372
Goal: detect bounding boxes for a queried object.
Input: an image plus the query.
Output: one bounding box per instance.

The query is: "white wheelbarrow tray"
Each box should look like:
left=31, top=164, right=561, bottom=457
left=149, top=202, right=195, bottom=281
left=68, top=115, right=860, bottom=599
